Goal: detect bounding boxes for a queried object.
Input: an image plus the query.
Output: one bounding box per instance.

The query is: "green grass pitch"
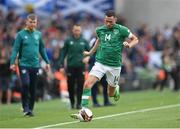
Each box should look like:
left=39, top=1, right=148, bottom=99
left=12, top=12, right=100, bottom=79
left=0, top=89, right=180, bottom=128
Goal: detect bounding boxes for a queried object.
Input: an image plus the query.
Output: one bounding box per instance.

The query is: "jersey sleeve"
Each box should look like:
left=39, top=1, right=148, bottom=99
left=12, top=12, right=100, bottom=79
left=120, top=25, right=132, bottom=38
left=10, top=32, right=22, bottom=65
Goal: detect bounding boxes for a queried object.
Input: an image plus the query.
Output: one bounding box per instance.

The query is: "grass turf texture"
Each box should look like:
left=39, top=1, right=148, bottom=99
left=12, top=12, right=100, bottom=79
left=0, top=89, right=179, bottom=128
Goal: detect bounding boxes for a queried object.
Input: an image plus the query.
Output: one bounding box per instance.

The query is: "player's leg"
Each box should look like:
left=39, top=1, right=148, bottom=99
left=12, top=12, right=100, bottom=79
left=70, top=75, right=98, bottom=120
left=108, top=85, right=120, bottom=101
left=106, top=67, right=121, bottom=101
left=81, top=75, right=99, bottom=107
left=71, top=62, right=106, bottom=120
left=81, top=62, right=107, bottom=107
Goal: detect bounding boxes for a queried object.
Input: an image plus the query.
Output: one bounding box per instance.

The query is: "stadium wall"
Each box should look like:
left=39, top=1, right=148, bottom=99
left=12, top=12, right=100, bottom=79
left=115, top=0, right=180, bottom=30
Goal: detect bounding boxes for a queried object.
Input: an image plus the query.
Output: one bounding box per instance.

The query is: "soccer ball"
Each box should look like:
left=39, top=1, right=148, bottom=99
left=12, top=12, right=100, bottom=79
left=78, top=108, right=93, bottom=122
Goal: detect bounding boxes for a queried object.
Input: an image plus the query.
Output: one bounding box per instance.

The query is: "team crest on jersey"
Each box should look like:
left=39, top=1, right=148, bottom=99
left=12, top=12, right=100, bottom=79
left=34, top=35, right=39, bottom=40
left=113, top=29, right=119, bottom=35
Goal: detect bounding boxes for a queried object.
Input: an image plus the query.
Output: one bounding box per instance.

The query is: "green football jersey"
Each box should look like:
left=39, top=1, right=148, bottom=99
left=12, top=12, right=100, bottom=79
left=96, top=24, right=131, bottom=67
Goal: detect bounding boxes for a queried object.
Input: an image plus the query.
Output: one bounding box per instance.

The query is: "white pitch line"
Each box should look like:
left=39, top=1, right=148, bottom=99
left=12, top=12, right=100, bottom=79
left=34, top=120, right=80, bottom=129
left=35, top=103, right=180, bottom=129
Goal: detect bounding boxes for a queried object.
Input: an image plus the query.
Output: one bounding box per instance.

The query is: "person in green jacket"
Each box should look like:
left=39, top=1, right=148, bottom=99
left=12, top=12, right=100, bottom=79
left=59, top=24, right=90, bottom=109
left=10, top=13, right=50, bottom=117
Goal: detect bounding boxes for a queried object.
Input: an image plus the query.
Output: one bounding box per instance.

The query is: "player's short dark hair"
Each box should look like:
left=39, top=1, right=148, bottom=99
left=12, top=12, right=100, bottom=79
left=27, top=13, right=37, bottom=20
left=105, top=10, right=116, bottom=17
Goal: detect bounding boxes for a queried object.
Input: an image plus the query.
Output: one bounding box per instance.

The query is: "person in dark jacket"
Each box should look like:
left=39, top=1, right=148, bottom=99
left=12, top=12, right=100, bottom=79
left=10, top=13, right=50, bottom=116
left=59, top=24, right=90, bottom=109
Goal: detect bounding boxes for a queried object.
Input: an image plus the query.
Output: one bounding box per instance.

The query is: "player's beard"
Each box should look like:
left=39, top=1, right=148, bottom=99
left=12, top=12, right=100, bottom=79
left=107, top=25, right=112, bottom=28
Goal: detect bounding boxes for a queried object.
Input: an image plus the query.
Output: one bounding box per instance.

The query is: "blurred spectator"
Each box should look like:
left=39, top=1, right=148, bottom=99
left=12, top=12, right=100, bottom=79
left=153, top=46, right=175, bottom=91
left=163, top=24, right=172, bottom=40
left=170, top=27, right=180, bottom=91
left=153, top=31, right=166, bottom=51
left=0, top=42, right=12, bottom=104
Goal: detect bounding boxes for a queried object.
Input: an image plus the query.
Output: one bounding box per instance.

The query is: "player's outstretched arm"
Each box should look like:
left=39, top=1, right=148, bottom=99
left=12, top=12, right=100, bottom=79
left=83, top=38, right=100, bottom=56
left=123, top=34, right=138, bottom=48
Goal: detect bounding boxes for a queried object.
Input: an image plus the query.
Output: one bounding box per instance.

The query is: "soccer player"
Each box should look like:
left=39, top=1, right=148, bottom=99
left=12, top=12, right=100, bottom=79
left=71, top=10, right=138, bottom=121
left=10, top=13, right=50, bottom=117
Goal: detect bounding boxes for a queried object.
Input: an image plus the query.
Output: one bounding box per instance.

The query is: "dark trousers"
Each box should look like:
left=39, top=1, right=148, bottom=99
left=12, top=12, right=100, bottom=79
left=171, top=66, right=180, bottom=91
left=67, top=67, right=84, bottom=109
left=19, top=66, right=39, bottom=113
left=91, top=75, right=110, bottom=105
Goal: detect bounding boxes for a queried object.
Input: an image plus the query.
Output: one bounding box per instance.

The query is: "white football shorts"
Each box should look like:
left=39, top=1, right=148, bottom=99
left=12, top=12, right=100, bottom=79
left=89, top=62, right=121, bottom=87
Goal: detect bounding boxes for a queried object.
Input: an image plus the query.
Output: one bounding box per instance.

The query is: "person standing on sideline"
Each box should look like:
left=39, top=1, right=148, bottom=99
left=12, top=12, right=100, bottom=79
left=59, top=24, right=90, bottom=109
left=71, top=10, right=138, bottom=121
left=10, top=14, right=50, bottom=117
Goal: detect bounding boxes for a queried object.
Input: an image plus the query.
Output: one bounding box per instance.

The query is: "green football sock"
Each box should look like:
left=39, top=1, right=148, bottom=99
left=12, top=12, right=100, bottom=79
left=81, top=89, right=91, bottom=107
left=114, top=85, right=120, bottom=101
